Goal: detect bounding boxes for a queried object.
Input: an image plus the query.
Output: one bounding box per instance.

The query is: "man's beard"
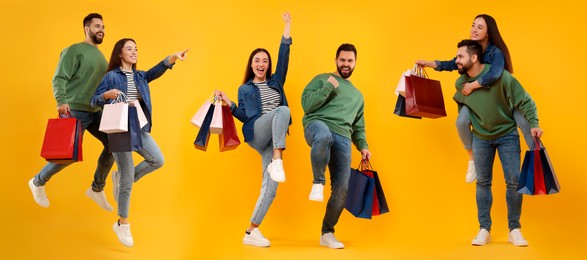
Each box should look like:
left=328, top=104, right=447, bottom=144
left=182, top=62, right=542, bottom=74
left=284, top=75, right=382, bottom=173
left=89, top=31, right=104, bottom=44
left=337, top=65, right=354, bottom=79
left=457, top=60, right=472, bottom=75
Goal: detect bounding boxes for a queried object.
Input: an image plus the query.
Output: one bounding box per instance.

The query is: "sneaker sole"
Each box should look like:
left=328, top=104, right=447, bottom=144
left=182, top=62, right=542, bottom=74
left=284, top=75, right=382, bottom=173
left=269, top=173, right=286, bottom=182
left=309, top=195, right=324, bottom=202
left=320, top=241, right=344, bottom=249
left=508, top=238, right=528, bottom=247
left=243, top=239, right=270, bottom=247
left=472, top=237, right=491, bottom=246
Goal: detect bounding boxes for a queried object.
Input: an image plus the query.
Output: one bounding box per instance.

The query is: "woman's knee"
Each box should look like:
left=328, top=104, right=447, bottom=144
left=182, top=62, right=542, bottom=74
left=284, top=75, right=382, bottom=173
left=276, top=106, right=290, bottom=115
left=149, top=154, right=164, bottom=169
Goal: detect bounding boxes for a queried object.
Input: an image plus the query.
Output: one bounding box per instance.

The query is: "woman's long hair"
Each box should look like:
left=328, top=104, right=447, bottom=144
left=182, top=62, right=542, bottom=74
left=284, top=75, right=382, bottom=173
left=476, top=14, right=513, bottom=73
left=242, top=48, right=272, bottom=84
left=107, top=38, right=137, bottom=72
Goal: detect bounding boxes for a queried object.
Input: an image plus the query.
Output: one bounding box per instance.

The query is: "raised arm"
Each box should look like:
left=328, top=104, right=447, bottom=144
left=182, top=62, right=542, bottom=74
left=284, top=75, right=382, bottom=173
left=168, top=49, right=189, bottom=65
left=416, top=57, right=458, bottom=71
left=144, top=49, right=189, bottom=82
left=273, top=12, right=292, bottom=85
left=301, top=75, right=337, bottom=114
left=282, top=12, right=291, bottom=39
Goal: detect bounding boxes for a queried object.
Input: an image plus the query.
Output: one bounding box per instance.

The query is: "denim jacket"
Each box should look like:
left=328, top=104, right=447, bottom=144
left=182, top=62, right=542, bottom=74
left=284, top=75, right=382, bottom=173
left=91, top=58, right=174, bottom=132
left=230, top=36, right=292, bottom=142
left=435, top=44, right=505, bottom=88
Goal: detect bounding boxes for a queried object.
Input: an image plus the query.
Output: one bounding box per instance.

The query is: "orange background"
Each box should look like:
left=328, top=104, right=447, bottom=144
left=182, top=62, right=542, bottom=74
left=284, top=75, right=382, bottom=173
left=1, top=0, right=586, bottom=259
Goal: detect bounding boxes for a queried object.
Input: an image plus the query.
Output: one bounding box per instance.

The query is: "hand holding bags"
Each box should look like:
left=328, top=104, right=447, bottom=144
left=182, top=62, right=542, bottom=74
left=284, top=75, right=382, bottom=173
left=517, top=136, right=561, bottom=195
left=345, top=159, right=389, bottom=219
left=40, top=113, right=83, bottom=163
left=404, top=67, right=447, bottom=118
left=192, top=95, right=240, bottom=152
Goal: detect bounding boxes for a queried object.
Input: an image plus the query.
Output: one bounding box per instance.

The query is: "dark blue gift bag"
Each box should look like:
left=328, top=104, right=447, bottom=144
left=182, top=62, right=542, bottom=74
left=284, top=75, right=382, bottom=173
left=194, top=103, right=214, bottom=151
left=517, top=148, right=535, bottom=195
left=108, top=106, right=143, bottom=153
left=345, top=163, right=375, bottom=219
left=394, top=95, right=421, bottom=119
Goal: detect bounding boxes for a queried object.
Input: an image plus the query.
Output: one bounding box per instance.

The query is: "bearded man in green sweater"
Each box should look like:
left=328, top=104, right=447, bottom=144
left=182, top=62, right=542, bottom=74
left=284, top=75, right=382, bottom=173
left=302, top=43, right=372, bottom=249
left=29, top=13, right=114, bottom=211
left=453, top=39, right=543, bottom=247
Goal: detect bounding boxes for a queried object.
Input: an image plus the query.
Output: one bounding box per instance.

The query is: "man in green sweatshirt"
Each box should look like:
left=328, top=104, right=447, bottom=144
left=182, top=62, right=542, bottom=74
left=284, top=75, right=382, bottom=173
left=29, top=13, right=114, bottom=211
left=453, top=39, right=543, bottom=247
left=302, top=43, right=372, bottom=249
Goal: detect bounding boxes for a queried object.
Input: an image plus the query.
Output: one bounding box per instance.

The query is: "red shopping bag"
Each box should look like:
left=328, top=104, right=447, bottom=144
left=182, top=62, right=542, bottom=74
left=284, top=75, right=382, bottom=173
left=537, top=138, right=560, bottom=194
left=404, top=68, right=447, bottom=118
left=219, top=104, right=240, bottom=151
left=532, top=138, right=547, bottom=195
left=41, top=114, right=83, bottom=163
left=361, top=160, right=389, bottom=216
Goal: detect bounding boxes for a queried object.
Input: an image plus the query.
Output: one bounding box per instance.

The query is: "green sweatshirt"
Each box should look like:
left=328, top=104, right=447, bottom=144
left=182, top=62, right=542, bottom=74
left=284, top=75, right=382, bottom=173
left=453, top=64, right=539, bottom=140
left=52, top=42, right=107, bottom=112
left=302, top=73, right=368, bottom=151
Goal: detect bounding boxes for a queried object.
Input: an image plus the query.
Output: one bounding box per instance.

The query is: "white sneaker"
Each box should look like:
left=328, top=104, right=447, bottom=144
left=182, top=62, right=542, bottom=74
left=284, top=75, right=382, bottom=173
left=508, top=229, right=528, bottom=247
left=466, top=160, right=477, bottom=183
left=309, top=184, right=324, bottom=202
left=267, top=159, right=286, bottom=182
left=28, top=178, right=49, bottom=208
left=85, top=187, right=113, bottom=211
left=471, top=228, right=491, bottom=246
left=112, top=171, right=120, bottom=202
left=113, top=221, right=134, bottom=247
left=320, top=232, right=344, bottom=249
left=243, top=228, right=270, bottom=247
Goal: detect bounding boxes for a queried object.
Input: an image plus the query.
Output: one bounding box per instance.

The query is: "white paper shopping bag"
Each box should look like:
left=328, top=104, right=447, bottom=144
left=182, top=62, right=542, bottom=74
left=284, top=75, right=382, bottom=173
left=209, top=100, right=223, bottom=134
left=99, top=102, right=129, bottom=133
left=191, top=100, right=212, bottom=127
left=395, top=69, right=413, bottom=97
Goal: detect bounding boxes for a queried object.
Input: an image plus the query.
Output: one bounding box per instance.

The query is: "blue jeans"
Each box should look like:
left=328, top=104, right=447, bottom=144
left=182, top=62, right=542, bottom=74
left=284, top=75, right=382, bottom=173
left=457, top=106, right=533, bottom=150
left=113, top=130, right=164, bottom=218
left=304, top=120, right=352, bottom=234
left=247, top=106, right=290, bottom=225
left=473, top=130, right=523, bottom=231
left=33, top=110, right=114, bottom=192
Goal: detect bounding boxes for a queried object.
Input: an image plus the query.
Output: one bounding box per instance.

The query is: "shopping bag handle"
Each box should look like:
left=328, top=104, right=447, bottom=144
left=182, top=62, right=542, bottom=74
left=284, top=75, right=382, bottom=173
left=531, top=136, right=545, bottom=150
left=358, top=158, right=374, bottom=171
left=411, top=64, right=429, bottom=79
left=58, top=112, right=73, bottom=118
left=106, top=91, right=129, bottom=104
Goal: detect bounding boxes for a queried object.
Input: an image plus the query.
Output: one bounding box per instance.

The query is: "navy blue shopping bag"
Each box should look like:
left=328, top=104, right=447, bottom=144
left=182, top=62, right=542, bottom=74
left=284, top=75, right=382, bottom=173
left=345, top=162, right=375, bottom=219
left=108, top=106, right=143, bottom=153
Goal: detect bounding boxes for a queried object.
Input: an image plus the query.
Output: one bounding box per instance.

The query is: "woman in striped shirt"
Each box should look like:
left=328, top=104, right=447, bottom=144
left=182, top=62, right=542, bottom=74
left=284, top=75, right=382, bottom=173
left=214, top=12, right=292, bottom=247
left=91, top=38, right=188, bottom=247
